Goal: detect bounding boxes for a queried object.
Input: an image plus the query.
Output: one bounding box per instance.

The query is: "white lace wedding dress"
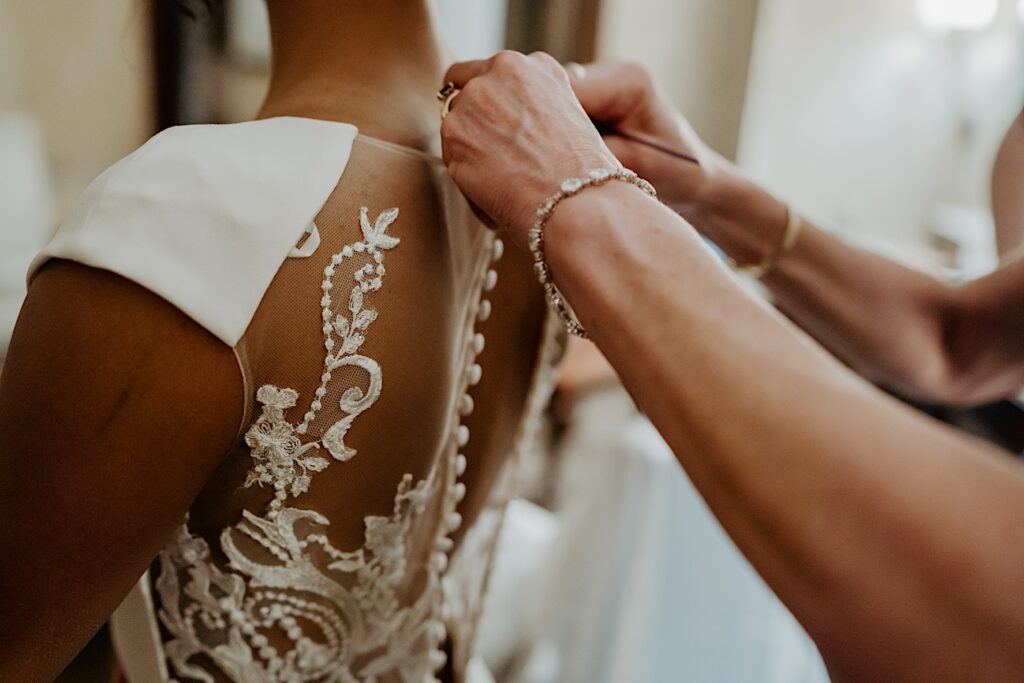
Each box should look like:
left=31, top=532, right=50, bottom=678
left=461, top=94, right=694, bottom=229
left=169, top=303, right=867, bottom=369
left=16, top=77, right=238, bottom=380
left=29, top=116, right=559, bottom=683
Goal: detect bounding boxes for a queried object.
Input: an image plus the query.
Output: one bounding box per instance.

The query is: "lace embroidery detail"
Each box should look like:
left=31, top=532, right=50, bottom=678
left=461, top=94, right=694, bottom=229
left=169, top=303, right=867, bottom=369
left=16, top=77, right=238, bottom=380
left=155, top=208, right=503, bottom=683
left=244, top=208, right=400, bottom=515
left=244, top=386, right=329, bottom=502
left=157, top=476, right=437, bottom=683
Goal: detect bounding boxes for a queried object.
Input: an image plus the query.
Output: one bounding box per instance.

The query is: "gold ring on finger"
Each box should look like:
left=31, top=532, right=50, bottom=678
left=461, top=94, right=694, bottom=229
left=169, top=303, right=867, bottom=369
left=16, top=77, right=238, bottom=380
left=438, top=82, right=461, bottom=120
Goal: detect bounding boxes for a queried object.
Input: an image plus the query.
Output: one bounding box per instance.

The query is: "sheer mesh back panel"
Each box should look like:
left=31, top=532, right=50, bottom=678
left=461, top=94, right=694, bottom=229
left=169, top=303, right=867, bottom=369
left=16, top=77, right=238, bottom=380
left=186, top=136, right=547, bottom=598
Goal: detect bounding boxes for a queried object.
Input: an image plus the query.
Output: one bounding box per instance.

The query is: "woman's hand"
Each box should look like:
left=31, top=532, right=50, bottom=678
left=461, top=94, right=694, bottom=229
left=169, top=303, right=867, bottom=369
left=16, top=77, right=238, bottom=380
left=441, top=52, right=786, bottom=266
left=568, top=61, right=727, bottom=211
left=571, top=60, right=790, bottom=266
left=441, top=51, right=619, bottom=249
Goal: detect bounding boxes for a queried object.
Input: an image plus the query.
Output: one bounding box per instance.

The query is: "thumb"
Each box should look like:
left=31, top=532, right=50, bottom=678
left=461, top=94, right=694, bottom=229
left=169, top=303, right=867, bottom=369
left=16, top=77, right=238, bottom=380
left=569, top=61, right=651, bottom=125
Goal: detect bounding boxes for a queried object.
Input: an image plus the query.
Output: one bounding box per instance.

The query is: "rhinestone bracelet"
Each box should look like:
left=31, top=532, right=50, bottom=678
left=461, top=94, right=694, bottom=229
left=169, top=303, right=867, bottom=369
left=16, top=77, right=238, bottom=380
left=528, top=168, right=657, bottom=338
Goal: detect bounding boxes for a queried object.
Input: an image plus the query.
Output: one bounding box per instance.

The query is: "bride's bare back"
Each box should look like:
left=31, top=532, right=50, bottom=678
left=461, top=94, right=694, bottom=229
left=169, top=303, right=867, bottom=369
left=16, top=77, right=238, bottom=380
left=1, top=126, right=551, bottom=683
left=161, top=133, right=552, bottom=682
left=0, top=3, right=554, bottom=681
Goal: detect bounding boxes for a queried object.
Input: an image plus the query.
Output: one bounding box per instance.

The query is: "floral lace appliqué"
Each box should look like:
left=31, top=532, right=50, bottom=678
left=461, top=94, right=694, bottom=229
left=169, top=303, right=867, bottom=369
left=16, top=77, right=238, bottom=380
left=155, top=208, right=466, bottom=682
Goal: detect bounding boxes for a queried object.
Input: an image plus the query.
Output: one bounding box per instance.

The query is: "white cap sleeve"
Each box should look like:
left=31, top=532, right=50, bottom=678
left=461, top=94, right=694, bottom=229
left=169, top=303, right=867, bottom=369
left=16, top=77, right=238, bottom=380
left=28, top=117, right=358, bottom=346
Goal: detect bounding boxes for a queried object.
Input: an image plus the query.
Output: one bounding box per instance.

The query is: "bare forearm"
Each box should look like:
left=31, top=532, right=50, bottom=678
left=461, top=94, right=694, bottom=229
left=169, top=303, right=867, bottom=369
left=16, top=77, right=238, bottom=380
left=546, top=183, right=1024, bottom=680
left=767, top=225, right=955, bottom=399
left=690, top=172, right=964, bottom=402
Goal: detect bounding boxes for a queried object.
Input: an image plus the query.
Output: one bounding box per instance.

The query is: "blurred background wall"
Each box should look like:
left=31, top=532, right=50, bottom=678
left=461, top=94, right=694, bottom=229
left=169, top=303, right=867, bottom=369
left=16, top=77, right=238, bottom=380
left=740, top=0, right=1024, bottom=265
left=0, top=0, right=152, bottom=368
left=595, top=0, right=760, bottom=160
left=0, top=0, right=152, bottom=213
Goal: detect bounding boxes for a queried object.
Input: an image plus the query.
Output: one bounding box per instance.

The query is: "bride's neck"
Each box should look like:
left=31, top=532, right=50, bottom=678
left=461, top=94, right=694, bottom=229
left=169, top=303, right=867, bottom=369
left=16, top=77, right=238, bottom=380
left=258, top=0, right=448, bottom=147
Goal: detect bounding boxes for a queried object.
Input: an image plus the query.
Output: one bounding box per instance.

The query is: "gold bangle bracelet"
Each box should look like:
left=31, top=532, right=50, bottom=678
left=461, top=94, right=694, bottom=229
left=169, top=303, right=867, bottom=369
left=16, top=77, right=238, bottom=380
left=732, top=204, right=803, bottom=280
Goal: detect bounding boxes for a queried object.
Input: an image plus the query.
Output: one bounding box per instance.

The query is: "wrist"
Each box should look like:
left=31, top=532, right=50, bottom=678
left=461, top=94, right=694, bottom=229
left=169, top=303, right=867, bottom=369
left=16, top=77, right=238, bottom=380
left=530, top=169, right=656, bottom=338
left=544, top=180, right=653, bottom=271
left=692, top=158, right=747, bottom=218
left=684, top=165, right=789, bottom=267
left=513, top=150, right=620, bottom=242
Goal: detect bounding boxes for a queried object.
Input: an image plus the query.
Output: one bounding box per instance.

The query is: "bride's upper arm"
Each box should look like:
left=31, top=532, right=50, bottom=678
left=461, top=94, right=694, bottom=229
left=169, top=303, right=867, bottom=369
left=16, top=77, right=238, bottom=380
left=0, top=259, right=243, bottom=680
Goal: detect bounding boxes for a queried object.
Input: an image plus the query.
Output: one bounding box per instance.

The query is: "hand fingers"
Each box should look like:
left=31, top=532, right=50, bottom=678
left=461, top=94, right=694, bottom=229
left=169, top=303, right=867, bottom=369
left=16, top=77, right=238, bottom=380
left=444, top=59, right=490, bottom=88
left=569, top=61, right=653, bottom=124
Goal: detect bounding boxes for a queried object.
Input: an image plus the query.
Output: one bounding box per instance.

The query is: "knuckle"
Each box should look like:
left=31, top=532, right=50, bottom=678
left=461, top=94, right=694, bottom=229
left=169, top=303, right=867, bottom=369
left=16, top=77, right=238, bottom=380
left=528, top=51, right=557, bottom=67
left=492, top=50, right=531, bottom=76
left=620, top=60, right=653, bottom=86
left=530, top=52, right=566, bottom=78
left=491, top=50, right=522, bottom=69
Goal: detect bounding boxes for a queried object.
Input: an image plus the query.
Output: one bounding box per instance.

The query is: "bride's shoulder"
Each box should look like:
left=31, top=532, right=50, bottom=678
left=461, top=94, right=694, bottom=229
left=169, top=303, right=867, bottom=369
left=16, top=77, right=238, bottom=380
left=29, top=118, right=359, bottom=346
left=89, top=116, right=358, bottom=199
left=78, top=117, right=359, bottom=229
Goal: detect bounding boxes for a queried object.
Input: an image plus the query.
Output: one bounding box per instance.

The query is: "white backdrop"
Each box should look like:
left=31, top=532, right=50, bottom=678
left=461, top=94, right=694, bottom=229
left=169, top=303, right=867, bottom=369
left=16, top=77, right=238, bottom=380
left=436, top=0, right=509, bottom=60
left=738, top=0, right=1024, bottom=251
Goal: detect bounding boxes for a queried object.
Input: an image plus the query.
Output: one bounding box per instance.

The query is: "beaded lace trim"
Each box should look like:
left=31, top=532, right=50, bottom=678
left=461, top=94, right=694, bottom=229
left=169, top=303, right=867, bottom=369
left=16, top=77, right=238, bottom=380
left=155, top=208, right=503, bottom=683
